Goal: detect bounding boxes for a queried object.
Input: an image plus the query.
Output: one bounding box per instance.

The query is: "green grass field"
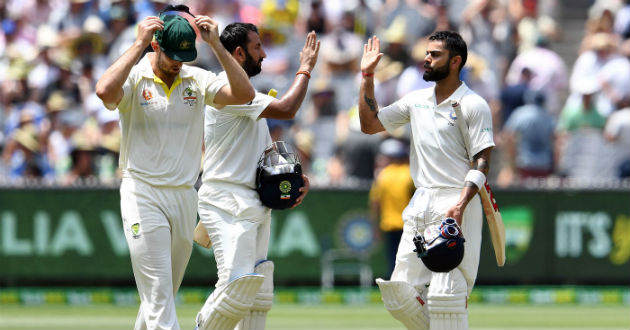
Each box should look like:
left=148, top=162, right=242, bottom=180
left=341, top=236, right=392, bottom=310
left=0, top=303, right=628, bottom=330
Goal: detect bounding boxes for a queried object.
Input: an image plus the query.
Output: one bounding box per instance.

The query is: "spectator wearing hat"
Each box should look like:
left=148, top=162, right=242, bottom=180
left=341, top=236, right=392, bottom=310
left=62, top=130, right=97, bottom=185
left=556, top=79, right=610, bottom=179
left=558, top=79, right=607, bottom=133
left=297, top=78, right=338, bottom=182
left=319, top=29, right=362, bottom=113
left=27, top=25, right=62, bottom=103
left=2, top=123, right=53, bottom=182
left=94, top=107, right=121, bottom=184
left=47, top=108, right=84, bottom=181
left=369, top=138, right=413, bottom=276
left=568, top=32, right=629, bottom=117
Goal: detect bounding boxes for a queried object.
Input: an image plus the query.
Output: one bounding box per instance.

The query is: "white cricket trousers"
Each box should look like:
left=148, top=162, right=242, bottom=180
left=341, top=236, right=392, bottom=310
left=120, top=178, right=197, bottom=330
left=197, top=198, right=271, bottom=289
left=392, top=187, right=483, bottom=295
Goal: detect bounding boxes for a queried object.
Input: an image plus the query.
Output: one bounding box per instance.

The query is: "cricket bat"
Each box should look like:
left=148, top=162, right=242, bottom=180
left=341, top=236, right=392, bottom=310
left=478, top=181, right=506, bottom=266
left=451, top=101, right=506, bottom=267
left=193, top=222, right=211, bottom=249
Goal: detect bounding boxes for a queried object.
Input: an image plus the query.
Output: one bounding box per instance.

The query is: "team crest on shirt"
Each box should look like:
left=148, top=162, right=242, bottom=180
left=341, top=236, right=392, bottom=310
left=131, top=223, right=141, bottom=239
left=183, top=86, right=197, bottom=106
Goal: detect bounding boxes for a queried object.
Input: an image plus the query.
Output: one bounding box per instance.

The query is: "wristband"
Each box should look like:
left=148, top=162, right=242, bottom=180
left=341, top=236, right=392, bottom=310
left=464, top=169, right=486, bottom=189
left=296, top=70, right=311, bottom=79
left=362, top=71, right=374, bottom=77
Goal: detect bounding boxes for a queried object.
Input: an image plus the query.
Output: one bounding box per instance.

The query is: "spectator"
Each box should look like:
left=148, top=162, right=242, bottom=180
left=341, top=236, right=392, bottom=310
left=556, top=79, right=610, bottom=179
left=63, top=130, right=96, bottom=185
left=499, top=90, right=556, bottom=186
left=47, top=109, right=84, bottom=180
left=505, top=37, right=568, bottom=115
left=557, top=79, right=606, bottom=133
left=2, top=123, right=52, bottom=181
left=568, top=32, right=628, bottom=117
left=369, top=138, right=413, bottom=276
left=500, top=67, right=533, bottom=126
left=603, top=99, right=630, bottom=178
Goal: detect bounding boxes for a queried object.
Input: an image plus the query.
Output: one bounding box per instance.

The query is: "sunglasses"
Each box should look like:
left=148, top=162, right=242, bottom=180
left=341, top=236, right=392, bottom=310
left=159, top=4, right=196, bottom=18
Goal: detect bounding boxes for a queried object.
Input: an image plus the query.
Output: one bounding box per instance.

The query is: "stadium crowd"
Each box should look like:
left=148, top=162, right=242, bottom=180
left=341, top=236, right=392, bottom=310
left=0, top=0, right=629, bottom=187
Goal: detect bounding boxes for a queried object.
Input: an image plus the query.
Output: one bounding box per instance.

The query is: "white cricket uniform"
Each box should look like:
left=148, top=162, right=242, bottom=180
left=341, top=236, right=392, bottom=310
left=377, top=82, right=494, bottom=327
left=198, top=88, right=275, bottom=289
left=106, top=55, right=227, bottom=330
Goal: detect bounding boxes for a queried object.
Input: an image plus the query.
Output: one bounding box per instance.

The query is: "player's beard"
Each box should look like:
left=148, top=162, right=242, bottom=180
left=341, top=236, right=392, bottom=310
left=423, top=60, right=450, bottom=82
left=243, top=49, right=263, bottom=78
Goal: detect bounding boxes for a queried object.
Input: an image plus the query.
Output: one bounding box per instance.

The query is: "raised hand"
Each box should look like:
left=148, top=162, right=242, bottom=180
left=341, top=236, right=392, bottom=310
left=298, top=31, right=320, bottom=73
left=361, top=36, right=383, bottom=74
left=137, top=16, right=164, bottom=47
left=194, top=15, right=220, bottom=47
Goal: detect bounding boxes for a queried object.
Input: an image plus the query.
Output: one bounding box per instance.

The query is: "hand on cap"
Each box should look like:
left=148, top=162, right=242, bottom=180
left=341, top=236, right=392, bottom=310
left=137, top=16, right=164, bottom=47
left=195, top=16, right=220, bottom=47
left=298, top=31, right=320, bottom=73
left=290, top=174, right=310, bottom=209
left=360, top=36, right=383, bottom=75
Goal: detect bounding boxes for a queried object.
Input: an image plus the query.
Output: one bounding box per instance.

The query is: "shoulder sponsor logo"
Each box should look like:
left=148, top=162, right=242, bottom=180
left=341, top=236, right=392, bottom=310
left=480, top=127, right=492, bottom=133
left=414, top=104, right=430, bottom=109
left=183, top=86, right=197, bottom=106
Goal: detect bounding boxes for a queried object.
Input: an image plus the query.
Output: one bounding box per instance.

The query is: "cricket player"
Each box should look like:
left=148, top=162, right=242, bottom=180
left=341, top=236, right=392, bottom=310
left=95, top=6, right=255, bottom=330
left=193, top=24, right=319, bottom=330
left=358, top=31, right=495, bottom=330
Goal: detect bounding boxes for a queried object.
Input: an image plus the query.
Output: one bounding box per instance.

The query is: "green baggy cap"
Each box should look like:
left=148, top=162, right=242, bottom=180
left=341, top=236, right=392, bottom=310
left=155, top=15, right=197, bottom=62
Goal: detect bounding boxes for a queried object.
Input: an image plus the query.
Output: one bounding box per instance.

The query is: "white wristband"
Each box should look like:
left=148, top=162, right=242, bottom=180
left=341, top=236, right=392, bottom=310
left=464, top=170, right=486, bottom=189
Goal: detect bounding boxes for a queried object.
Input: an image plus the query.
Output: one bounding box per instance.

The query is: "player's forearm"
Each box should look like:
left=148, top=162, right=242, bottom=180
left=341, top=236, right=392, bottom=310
left=359, top=76, right=384, bottom=134
left=211, top=43, right=255, bottom=104
left=96, top=41, right=146, bottom=105
left=453, top=148, right=492, bottom=215
left=454, top=184, right=479, bottom=210
left=270, top=73, right=311, bottom=119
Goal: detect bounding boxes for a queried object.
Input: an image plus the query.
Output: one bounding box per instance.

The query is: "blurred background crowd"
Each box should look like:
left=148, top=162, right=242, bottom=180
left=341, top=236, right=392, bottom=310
left=0, top=0, right=629, bottom=188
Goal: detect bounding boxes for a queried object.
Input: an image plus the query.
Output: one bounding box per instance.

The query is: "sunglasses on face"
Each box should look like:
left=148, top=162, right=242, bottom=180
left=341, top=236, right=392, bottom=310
left=159, top=4, right=196, bottom=18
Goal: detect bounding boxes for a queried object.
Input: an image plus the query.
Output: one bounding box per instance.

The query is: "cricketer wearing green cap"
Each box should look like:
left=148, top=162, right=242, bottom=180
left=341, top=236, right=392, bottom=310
left=95, top=5, right=255, bottom=330
left=155, top=14, right=197, bottom=62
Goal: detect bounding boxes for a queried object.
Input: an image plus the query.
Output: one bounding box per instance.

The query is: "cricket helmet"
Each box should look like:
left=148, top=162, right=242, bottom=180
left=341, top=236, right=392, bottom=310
left=413, top=218, right=465, bottom=272
left=256, top=141, right=303, bottom=210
